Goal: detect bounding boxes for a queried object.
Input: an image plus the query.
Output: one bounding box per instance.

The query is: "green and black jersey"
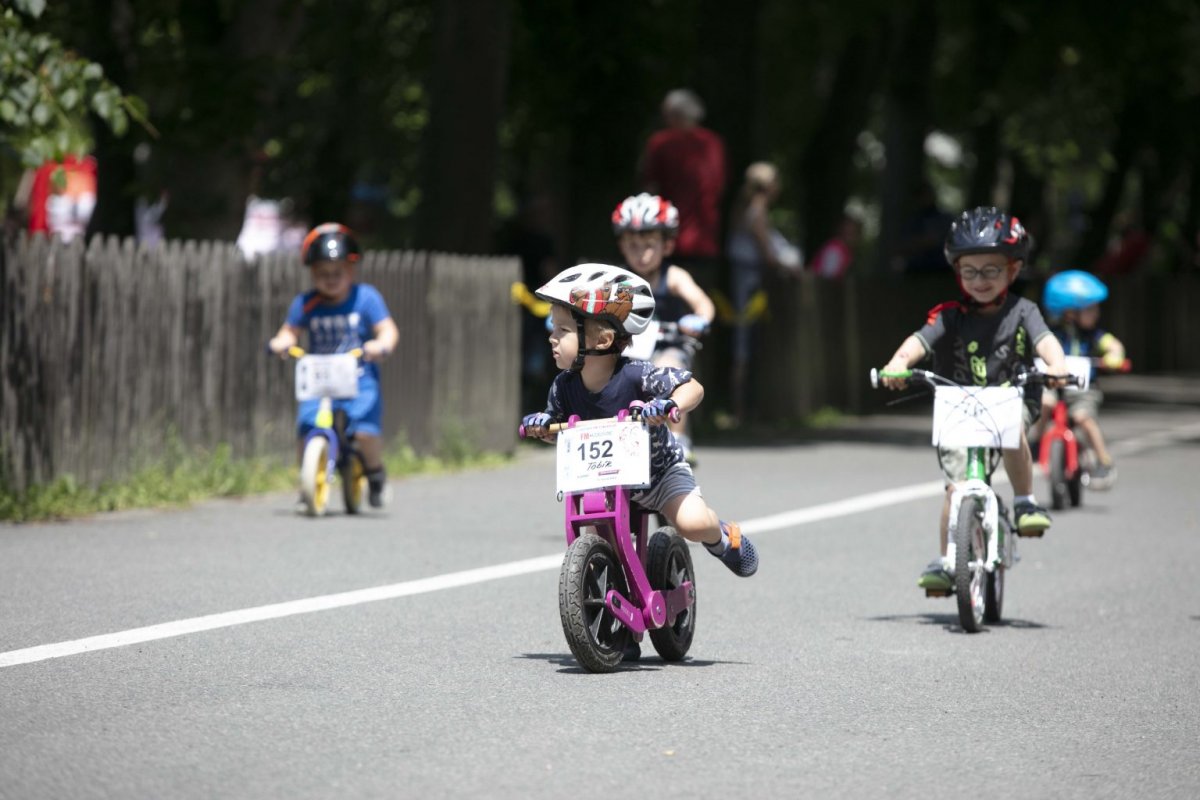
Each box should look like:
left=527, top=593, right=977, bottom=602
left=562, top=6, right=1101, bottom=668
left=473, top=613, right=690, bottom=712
left=914, top=295, right=1053, bottom=394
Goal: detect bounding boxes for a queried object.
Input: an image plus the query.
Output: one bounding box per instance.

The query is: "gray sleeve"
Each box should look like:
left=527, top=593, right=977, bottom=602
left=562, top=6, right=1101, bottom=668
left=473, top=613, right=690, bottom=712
left=914, top=311, right=948, bottom=354
left=1022, top=300, right=1053, bottom=345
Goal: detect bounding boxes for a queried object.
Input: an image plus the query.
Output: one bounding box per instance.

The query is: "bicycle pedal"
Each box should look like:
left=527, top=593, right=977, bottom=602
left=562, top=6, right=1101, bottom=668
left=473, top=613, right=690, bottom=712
left=1016, top=529, right=1046, bottom=538
left=925, top=589, right=952, bottom=598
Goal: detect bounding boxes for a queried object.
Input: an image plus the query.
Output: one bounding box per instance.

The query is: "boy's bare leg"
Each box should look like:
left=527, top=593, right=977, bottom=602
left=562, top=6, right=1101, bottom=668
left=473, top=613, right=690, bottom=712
left=659, top=492, right=720, bottom=545
left=660, top=491, right=758, bottom=577
left=939, top=485, right=952, bottom=555
left=1002, top=430, right=1035, bottom=496
left=355, top=433, right=385, bottom=471
left=1075, top=415, right=1112, bottom=464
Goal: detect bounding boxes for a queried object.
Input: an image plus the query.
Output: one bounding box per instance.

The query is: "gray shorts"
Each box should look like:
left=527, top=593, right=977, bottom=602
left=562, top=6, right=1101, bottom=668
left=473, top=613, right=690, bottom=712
left=938, top=402, right=1036, bottom=483
left=630, top=461, right=701, bottom=512
left=1043, top=387, right=1103, bottom=419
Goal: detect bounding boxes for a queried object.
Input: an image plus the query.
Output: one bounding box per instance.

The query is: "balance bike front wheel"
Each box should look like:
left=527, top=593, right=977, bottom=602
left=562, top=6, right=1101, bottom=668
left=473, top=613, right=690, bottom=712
left=558, top=533, right=631, bottom=673
left=955, top=500, right=986, bottom=633
left=1049, top=440, right=1068, bottom=510
left=300, top=437, right=332, bottom=517
left=646, top=527, right=696, bottom=662
left=984, top=536, right=1005, bottom=624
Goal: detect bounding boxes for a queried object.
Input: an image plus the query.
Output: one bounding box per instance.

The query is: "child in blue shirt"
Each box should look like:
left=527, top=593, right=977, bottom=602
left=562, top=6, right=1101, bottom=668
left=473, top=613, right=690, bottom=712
left=268, top=223, right=399, bottom=507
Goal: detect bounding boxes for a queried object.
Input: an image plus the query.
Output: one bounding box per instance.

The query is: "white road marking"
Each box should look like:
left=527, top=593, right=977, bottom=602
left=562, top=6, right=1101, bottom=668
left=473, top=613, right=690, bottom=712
left=3, top=420, right=1196, bottom=669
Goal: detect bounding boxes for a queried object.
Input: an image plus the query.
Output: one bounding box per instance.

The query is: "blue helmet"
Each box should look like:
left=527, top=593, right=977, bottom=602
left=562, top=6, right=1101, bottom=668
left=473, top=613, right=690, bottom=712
left=1043, top=270, right=1108, bottom=316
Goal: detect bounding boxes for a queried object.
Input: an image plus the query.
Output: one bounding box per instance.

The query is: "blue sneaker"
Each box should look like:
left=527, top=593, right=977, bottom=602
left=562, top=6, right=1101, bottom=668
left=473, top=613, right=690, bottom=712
left=708, top=521, right=758, bottom=577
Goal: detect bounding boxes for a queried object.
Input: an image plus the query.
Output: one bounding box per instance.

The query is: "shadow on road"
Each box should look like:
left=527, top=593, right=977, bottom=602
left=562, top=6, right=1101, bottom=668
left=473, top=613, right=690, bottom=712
left=864, top=612, right=1050, bottom=633
left=515, top=652, right=748, bottom=673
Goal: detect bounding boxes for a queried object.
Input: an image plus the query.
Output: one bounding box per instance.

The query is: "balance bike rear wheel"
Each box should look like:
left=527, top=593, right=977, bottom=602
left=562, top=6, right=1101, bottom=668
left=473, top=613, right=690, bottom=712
left=955, top=500, right=986, bottom=633
left=646, top=528, right=696, bottom=662
left=300, top=437, right=331, bottom=517
left=1049, top=440, right=1068, bottom=511
left=341, top=450, right=367, bottom=514
left=559, top=533, right=631, bottom=673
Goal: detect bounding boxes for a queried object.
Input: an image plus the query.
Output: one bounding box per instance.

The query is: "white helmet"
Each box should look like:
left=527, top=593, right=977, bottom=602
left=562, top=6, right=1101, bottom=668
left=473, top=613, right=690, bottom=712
left=611, top=193, right=679, bottom=236
left=535, top=264, right=655, bottom=338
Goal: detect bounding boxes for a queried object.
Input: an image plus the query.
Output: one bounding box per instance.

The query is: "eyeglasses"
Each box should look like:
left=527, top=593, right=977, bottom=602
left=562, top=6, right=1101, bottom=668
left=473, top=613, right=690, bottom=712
left=958, top=265, right=1005, bottom=281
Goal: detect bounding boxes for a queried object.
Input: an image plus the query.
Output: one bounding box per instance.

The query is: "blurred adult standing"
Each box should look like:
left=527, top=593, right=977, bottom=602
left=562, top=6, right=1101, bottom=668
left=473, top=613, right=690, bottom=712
left=639, top=89, right=727, bottom=292
left=725, top=162, right=801, bottom=426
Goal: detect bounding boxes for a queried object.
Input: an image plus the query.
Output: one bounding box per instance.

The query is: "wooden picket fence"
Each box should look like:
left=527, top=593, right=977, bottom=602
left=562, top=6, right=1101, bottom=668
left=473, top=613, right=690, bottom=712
left=0, top=234, right=520, bottom=492
left=4, top=229, right=1196, bottom=493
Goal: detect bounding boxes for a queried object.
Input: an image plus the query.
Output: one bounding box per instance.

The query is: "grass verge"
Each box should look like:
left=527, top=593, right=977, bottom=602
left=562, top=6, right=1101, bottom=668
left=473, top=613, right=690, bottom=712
left=1, top=433, right=511, bottom=523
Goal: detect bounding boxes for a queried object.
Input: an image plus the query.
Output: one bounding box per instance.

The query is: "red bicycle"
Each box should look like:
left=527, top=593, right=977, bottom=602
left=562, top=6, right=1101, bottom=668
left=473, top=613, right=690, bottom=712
left=1037, top=356, right=1130, bottom=510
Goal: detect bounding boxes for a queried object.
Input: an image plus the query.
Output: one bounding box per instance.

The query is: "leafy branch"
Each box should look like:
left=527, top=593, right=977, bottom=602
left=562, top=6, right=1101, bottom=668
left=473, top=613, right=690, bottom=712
left=1, top=1, right=155, bottom=169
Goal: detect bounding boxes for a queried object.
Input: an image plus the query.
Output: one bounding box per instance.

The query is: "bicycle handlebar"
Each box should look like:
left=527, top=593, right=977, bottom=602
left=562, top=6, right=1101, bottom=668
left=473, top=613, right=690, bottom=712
left=518, top=401, right=681, bottom=439
left=270, top=345, right=364, bottom=360
left=869, top=367, right=1080, bottom=390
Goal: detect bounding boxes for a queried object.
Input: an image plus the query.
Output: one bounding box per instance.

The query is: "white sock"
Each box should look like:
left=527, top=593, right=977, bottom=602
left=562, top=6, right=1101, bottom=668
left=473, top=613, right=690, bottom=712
left=1014, top=494, right=1037, bottom=506
left=704, top=530, right=729, bottom=555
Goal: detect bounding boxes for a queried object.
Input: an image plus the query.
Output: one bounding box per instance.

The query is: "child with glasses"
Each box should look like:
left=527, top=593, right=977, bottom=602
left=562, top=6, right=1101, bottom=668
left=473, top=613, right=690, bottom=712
left=878, top=207, right=1068, bottom=593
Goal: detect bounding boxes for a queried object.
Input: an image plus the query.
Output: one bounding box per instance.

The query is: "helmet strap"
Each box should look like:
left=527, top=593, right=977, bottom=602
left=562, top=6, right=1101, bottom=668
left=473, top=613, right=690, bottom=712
left=570, top=312, right=623, bottom=371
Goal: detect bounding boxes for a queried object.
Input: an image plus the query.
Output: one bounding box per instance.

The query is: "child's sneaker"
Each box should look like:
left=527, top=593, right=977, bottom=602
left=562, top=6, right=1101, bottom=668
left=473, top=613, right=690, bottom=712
left=1015, top=500, right=1052, bottom=537
left=1088, top=460, right=1117, bottom=491
left=917, top=558, right=953, bottom=591
left=366, top=467, right=387, bottom=508
left=706, top=521, right=758, bottom=577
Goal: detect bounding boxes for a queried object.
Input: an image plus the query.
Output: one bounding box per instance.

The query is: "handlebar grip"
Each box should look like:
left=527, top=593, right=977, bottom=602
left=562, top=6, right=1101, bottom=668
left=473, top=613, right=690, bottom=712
left=869, top=368, right=879, bottom=389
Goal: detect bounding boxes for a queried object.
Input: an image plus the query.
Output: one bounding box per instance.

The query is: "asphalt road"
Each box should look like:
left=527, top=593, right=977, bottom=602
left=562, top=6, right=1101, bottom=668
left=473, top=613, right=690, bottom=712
left=2, top=381, right=1199, bottom=799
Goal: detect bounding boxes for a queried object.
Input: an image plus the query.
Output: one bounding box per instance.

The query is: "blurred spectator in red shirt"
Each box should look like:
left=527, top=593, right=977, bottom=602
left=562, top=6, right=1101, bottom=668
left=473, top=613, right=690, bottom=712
left=640, top=89, right=727, bottom=290
left=25, top=155, right=97, bottom=242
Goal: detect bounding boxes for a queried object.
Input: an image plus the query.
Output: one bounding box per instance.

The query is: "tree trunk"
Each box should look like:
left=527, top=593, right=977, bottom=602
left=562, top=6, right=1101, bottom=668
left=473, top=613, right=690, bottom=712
left=417, top=0, right=512, bottom=254
left=799, top=27, right=886, bottom=258
left=82, top=0, right=136, bottom=238
left=874, top=4, right=939, bottom=274
left=1073, top=99, right=1142, bottom=266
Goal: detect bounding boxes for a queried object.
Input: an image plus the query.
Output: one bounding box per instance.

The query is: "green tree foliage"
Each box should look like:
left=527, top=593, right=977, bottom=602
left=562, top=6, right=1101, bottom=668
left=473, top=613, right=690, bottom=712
left=7, top=0, right=1199, bottom=271
left=0, top=0, right=150, bottom=176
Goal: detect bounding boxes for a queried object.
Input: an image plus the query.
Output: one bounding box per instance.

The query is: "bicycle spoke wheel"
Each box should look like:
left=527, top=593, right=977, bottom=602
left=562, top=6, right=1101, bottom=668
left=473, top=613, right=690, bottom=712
left=300, top=437, right=331, bottom=517
left=341, top=450, right=366, bottom=515
left=955, top=500, right=986, bottom=632
left=647, top=527, right=696, bottom=662
left=558, top=533, right=630, bottom=673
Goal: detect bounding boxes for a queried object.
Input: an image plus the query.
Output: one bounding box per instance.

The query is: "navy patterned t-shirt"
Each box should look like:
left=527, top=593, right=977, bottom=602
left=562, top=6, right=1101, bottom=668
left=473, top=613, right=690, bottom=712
left=543, top=358, right=691, bottom=484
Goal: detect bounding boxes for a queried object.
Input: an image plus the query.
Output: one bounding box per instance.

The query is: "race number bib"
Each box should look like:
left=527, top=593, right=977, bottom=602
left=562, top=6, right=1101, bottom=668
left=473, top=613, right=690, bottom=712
left=625, top=320, right=661, bottom=362
left=1034, top=356, right=1091, bottom=391
left=932, top=386, right=1023, bottom=449
left=556, top=420, right=651, bottom=493
left=295, top=354, right=360, bottom=401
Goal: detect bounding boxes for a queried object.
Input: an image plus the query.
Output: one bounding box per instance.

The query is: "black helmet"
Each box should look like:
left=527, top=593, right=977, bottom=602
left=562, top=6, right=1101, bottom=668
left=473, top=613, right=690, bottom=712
left=301, top=222, right=362, bottom=265
left=944, top=207, right=1031, bottom=264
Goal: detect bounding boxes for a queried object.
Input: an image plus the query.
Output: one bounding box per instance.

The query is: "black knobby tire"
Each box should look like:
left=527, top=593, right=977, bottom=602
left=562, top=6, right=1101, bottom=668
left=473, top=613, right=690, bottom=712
left=558, top=533, right=631, bottom=673
left=1067, top=457, right=1084, bottom=507
left=1049, top=440, right=1068, bottom=510
left=341, top=449, right=366, bottom=515
left=955, top=500, right=986, bottom=633
left=984, top=530, right=1005, bottom=623
left=646, top=528, right=696, bottom=662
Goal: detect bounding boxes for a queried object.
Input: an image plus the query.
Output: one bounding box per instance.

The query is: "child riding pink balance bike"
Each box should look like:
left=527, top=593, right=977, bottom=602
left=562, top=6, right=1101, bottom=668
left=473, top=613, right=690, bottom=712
left=521, top=402, right=696, bottom=673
